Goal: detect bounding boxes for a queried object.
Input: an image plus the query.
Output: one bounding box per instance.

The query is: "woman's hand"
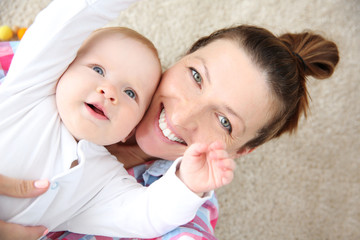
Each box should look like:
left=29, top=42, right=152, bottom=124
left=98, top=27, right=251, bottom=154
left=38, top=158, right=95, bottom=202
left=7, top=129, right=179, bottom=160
left=0, top=174, right=49, bottom=240
left=176, top=141, right=236, bottom=195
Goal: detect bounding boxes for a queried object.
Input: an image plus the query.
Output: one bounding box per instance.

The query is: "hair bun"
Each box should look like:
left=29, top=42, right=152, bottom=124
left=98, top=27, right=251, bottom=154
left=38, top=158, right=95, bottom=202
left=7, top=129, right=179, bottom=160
left=280, top=32, right=339, bottom=79
left=292, top=52, right=307, bottom=71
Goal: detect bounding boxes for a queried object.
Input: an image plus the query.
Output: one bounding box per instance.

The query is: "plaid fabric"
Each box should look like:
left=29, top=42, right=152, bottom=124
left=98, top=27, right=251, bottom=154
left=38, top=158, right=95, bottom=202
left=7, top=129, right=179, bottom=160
left=1, top=42, right=219, bottom=240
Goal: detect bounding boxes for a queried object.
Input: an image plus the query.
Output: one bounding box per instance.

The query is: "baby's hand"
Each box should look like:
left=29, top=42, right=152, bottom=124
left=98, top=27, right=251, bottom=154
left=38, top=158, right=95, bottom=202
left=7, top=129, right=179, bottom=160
left=176, top=141, right=236, bottom=195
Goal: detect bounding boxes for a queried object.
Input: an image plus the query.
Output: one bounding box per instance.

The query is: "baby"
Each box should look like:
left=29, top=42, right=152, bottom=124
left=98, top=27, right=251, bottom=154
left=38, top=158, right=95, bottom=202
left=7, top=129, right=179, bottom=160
left=0, top=0, right=235, bottom=238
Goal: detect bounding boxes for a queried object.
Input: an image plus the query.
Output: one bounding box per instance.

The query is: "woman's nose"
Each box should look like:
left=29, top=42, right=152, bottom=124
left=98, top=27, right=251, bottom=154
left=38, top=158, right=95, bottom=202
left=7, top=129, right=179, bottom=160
left=171, top=101, right=200, bottom=132
left=96, top=85, right=118, bottom=104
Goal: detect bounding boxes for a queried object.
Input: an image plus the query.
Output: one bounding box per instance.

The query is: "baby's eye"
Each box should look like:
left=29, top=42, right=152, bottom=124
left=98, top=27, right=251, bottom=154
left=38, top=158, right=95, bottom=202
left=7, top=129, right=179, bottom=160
left=191, top=68, right=202, bottom=85
left=124, top=89, right=136, bottom=100
left=218, top=115, right=232, bottom=134
left=93, top=66, right=104, bottom=76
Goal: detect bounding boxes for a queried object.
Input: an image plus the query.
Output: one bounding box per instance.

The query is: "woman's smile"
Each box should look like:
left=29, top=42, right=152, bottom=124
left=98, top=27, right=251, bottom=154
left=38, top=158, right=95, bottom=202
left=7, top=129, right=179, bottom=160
left=158, top=107, right=185, bottom=144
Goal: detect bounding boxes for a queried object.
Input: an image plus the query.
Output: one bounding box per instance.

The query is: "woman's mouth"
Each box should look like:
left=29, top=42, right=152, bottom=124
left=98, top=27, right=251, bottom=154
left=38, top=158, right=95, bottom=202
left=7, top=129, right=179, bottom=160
left=158, top=108, right=185, bottom=144
left=85, top=103, right=108, bottom=120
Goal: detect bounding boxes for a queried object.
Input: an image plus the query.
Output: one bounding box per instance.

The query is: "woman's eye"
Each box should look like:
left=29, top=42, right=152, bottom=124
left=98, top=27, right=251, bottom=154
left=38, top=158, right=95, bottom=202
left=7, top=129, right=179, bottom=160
left=93, top=66, right=104, bottom=76
left=191, top=68, right=202, bottom=85
left=218, top=115, right=232, bottom=134
left=124, top=89, right=136, bottom=99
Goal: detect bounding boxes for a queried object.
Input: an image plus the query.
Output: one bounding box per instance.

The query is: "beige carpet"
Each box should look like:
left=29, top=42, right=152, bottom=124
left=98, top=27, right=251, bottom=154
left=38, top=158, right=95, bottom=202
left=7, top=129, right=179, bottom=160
left=1, top=0, right=359, bottom=239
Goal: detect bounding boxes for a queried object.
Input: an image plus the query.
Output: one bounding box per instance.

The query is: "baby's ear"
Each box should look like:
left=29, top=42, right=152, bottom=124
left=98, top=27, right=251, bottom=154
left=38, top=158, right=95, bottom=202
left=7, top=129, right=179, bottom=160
left=235, top=147, right=256, bottom=158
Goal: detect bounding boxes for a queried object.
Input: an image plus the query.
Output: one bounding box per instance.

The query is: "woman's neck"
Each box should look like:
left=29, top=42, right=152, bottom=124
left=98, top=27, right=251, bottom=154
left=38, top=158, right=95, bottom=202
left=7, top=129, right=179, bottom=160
left=106, top=138, right=156, bottom=169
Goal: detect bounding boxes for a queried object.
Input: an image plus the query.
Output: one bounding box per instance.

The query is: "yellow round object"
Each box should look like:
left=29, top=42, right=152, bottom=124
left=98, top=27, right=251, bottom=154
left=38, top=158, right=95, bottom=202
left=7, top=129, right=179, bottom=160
left=0, top=25, right=13, bottom=41
left=17, top=27, right=27, bottom=40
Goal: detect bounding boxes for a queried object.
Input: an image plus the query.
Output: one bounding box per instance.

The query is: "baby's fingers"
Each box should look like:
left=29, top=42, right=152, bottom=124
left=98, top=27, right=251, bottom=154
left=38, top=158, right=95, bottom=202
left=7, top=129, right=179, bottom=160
left=211, top=157, right=236, bottom=188
left=209, top=148, right=229, bottom=161
left=217, top=158, right=237, bottom=172
left=209, top=140, right=226, bottom=151
left=220, top=168, right=235, bottom=186
left=217, top=158, right=236, bottom=187
left=186, top=143, right=208, bottom=157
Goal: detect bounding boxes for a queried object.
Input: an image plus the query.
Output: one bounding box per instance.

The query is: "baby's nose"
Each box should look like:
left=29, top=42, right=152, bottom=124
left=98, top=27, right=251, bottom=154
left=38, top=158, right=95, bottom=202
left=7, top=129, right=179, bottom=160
left=96, top=86, right=118, bottom=104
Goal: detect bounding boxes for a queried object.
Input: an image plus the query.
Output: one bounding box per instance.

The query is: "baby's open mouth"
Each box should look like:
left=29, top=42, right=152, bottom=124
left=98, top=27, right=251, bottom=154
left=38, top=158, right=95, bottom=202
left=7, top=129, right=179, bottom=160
left=86, top=103, right=108, bottom=119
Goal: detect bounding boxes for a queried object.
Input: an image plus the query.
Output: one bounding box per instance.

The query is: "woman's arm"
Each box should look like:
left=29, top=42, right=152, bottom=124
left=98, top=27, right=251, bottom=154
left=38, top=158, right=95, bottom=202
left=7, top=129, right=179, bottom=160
left=0, top=220, right=46, bottom=240
left=0, top=174, right=49, bottom=240
left=0, top=174, right=49, bottom=198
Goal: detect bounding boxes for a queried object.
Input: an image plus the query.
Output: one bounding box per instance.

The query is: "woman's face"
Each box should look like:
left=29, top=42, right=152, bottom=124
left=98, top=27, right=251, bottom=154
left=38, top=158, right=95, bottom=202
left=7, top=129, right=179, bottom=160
left=135, top=39, right=274, bottom=160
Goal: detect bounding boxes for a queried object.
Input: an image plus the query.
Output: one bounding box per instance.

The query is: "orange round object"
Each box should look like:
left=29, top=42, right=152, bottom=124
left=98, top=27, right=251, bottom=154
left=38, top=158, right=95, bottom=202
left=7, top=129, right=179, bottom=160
left=17, top=27, right=27, bottom=40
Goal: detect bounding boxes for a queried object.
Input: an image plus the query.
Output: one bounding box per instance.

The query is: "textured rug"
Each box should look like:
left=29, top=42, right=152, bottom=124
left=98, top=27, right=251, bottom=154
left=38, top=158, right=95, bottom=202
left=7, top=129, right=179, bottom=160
left=1, top=0, right=359, bottom=239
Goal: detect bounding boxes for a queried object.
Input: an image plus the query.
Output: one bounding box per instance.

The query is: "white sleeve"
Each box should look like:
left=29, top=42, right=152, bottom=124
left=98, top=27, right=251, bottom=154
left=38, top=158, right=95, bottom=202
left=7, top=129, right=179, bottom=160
left=2, top=0, right=141, bottom=97
left=58, top=158, right=213, bottom=238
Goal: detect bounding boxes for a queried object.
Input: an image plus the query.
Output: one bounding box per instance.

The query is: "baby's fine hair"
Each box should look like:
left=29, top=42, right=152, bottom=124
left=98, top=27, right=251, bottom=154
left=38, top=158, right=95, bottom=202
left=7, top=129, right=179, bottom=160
left=187, top=25, right=339, bottom=150
left=78, top=26, right=160, bottom=61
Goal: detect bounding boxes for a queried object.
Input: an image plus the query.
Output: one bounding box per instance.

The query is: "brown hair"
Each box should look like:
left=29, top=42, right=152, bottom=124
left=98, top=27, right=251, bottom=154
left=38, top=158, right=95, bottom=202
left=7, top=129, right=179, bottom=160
left=188, top=25, right=339, bottom=150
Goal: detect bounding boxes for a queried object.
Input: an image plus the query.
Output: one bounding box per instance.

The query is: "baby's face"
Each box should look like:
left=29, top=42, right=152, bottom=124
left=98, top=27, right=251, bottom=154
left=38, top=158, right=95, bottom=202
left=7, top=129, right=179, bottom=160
left=56, top=33, right=161, bottom=145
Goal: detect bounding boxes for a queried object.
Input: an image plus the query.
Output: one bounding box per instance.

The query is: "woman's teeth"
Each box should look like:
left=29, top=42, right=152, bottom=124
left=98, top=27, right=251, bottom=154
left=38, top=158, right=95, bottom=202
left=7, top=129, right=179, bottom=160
left=159, top=108, right=185, bottom=144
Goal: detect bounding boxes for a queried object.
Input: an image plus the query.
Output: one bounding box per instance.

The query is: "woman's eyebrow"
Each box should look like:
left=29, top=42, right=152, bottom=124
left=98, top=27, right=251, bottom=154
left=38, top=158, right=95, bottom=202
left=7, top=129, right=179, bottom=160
left=225, top=104, right=246, bottom=134
left=195, top=56, right=211, bottom=84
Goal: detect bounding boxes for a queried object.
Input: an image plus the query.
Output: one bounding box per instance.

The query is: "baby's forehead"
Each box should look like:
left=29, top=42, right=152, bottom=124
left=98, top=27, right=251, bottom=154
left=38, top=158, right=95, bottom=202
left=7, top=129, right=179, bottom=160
left=80, top=32, right=159, bottom=63
left=89, top=27, right=157, bottom=49
left=79, top=31, right=128, bottom=51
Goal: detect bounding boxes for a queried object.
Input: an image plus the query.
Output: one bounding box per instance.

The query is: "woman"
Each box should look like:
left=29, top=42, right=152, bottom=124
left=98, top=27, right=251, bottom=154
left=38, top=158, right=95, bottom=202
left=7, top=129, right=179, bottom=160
left=116, top=25, right=339, bottom=165
left=0, top=22, right=339, bottom=240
